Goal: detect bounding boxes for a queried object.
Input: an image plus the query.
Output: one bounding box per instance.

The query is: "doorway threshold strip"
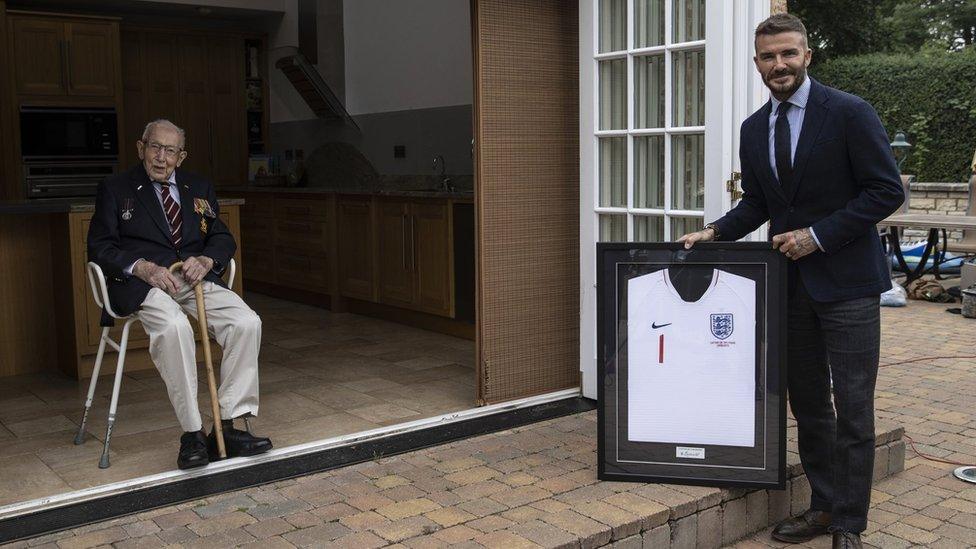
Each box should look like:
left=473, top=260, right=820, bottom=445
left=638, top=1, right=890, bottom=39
left=0, top=388, right=591, bottom=543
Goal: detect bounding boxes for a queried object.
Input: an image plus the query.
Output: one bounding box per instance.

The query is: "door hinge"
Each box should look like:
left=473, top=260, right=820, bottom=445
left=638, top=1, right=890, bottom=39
left=726, top=171, right=743, bottom=202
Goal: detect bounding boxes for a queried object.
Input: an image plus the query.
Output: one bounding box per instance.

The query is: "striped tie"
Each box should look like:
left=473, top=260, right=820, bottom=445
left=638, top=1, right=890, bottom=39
left=159, top=182, right=183, bottom=247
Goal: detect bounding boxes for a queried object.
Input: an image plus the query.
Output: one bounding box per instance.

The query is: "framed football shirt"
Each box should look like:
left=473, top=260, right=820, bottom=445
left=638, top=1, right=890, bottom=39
left=597, top=242, right=787, bottom=489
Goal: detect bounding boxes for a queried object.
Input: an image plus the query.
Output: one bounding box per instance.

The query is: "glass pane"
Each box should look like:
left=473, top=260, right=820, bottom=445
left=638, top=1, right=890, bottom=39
left=599, top=138, right=627, bottom=207
left=670, top=216, right=704, bottom=241
left=599, top=59, right=627, bottom=130
left=634, top=215, right=664, bottom=242
left=634, top=136, right=664, bottom=208
left=599, top=0, right=626, bottom=53
left=673, top=0, right=705, bottom=43
left=600, top=214, right=627, bottom=242
left=671, top=134, right=704, bottom=210
left=634, top=55, right=664, bottom=129
left=634, top=0, right=664, bottom=48
left=672, top=49, right=705, bottom=127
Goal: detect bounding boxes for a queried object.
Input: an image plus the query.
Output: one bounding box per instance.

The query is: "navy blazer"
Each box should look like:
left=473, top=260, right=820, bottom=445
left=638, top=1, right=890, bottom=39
left=713, top=78, right=904, bottom=302
left=87, top=165, right=236, bottom=318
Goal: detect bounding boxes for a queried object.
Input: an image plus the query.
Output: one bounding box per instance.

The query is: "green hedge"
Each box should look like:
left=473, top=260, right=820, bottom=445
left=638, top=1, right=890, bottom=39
left=811, top=50, right=976, bottom=182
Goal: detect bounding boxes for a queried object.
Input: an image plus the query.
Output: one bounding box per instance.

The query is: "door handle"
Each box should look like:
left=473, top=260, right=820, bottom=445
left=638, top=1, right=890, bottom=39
left=726, top=171, right=743, bottom=202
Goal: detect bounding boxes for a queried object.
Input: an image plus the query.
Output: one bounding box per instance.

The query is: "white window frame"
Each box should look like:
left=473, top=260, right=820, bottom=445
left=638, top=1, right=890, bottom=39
left=579, top=0, right=771, bottom=399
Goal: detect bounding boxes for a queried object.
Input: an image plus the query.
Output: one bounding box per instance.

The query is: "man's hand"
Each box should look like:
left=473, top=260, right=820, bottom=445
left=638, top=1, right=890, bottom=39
left=677, top=227, right=716, bottom=249
left=133, top=260, right=181, bottom=294
left=181, top=256, right=214, bottom=287
left=772, top=228, right=818, bottom=260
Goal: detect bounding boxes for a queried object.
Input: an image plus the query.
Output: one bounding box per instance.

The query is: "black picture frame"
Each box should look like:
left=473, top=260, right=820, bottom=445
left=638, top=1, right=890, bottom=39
left=597, top=242, right=788, bottom=489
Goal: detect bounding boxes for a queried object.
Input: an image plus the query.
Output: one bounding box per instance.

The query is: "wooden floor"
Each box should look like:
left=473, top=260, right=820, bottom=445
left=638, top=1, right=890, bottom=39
left=0, top=292, right=475, bottom=508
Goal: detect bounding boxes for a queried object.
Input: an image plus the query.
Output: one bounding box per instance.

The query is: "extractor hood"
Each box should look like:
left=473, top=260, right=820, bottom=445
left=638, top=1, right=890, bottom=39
left=276, top=48, right=359, bottom=130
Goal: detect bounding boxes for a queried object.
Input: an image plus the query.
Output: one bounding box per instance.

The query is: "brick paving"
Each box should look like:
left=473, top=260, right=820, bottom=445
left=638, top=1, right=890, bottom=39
left=3, top=300, right=975, bottom=548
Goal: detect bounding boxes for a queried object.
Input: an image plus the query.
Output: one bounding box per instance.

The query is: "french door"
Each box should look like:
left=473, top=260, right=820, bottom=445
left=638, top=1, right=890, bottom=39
left=578, top=0, right=770, bottom=398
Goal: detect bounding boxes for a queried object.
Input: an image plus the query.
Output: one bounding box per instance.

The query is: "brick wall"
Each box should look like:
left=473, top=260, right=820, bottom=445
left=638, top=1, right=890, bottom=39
left=904, top=181, right=971, bottom=241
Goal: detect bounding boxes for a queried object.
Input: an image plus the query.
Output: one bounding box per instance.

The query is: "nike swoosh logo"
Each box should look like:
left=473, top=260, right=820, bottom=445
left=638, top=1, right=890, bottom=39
left=651, top=322, right=672, bottom=329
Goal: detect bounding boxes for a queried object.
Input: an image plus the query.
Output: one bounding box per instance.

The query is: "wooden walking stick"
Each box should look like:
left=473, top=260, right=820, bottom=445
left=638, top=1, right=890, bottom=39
left=169, top=261, right=226, bottom=459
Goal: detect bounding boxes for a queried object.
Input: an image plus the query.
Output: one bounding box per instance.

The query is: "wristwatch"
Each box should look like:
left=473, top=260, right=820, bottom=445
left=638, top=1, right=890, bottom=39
left=703, top=223, right=721, bottom=240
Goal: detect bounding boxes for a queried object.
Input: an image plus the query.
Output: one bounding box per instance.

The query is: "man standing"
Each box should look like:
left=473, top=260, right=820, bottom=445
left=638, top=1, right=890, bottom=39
left=680, top=14, right=903, bottom=549
left=88, top=119, right=272, bottom=470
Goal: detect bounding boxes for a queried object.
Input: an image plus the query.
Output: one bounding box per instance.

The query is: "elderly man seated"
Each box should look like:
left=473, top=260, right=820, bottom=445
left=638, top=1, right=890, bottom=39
left=88, top=119, right=272, bottom=469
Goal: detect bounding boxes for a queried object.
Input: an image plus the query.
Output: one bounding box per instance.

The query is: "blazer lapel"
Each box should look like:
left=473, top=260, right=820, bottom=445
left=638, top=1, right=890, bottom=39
left=130, top=167, right=173, bottom=243
left=786, top=79, right=828, bottom=204
left=752, top=101, right=788, bottom=204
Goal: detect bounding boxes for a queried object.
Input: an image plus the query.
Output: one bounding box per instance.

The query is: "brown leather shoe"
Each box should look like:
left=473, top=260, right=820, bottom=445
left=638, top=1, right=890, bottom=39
left=832, top=531, right=862, bottom=548
left=771, top=509, right=831, bottom=543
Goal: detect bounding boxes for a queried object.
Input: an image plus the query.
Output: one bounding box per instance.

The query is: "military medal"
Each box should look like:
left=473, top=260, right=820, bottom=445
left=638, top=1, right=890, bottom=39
left=121, top=198, right=134, bottom=221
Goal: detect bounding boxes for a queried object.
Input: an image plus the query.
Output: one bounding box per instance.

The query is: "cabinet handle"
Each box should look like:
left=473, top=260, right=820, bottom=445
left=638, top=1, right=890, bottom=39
left=61, top=40, right=70, bottom=90
left=410, top=215, right=416, bottom=271
left=402, top=214, right=408, bottom=270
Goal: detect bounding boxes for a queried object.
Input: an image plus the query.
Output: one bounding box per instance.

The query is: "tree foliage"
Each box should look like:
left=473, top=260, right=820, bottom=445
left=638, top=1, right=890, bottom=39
left=788, top=0, right=976, bottom=65
left=812, top=49, right=976, bottom=181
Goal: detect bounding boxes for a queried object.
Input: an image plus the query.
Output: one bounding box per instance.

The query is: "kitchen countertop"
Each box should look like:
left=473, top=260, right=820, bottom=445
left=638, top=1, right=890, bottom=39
left=0, top=197, right=245, bottom=215
left=219, top=186, right=474, bottom=200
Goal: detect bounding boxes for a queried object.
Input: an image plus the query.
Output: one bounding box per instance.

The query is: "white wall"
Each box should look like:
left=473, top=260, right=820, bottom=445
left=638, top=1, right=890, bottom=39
left=342, top=0, right=472, bottom=115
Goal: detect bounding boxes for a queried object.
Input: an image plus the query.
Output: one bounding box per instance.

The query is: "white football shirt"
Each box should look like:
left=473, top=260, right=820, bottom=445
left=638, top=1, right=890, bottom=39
left=626, top=268, right=757, bottom=447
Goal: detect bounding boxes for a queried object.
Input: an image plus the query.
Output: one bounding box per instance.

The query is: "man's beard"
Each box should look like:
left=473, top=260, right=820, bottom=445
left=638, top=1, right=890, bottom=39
left=765, top=67, right=806, bottom=97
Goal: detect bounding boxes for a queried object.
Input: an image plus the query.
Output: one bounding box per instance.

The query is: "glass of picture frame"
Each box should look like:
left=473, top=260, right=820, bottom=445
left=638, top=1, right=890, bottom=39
left=597, top=242, right=787, bottom=489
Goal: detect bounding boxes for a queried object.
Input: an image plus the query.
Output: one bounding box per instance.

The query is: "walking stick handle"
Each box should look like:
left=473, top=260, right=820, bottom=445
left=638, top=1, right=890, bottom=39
left=168, top=261, right=227, bottom=459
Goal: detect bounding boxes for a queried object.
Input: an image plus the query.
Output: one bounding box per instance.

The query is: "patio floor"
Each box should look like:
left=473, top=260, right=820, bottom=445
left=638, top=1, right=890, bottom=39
left=5, top=298, right=976, bottom=548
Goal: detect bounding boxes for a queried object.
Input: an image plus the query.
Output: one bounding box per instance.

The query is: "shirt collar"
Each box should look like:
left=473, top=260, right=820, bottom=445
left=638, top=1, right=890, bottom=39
left=149, top=170, right=178, bottom=187
left=770, top=75, right=811, bottom=113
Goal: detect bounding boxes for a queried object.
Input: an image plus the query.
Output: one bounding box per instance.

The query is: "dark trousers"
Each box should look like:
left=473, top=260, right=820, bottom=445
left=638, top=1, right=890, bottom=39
left=788, top=278, right=880, bottom=533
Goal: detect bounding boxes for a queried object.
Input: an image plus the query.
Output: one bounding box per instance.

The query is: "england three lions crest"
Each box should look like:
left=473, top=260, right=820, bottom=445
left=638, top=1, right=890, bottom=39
left=710, top=313, right=734, bottom=340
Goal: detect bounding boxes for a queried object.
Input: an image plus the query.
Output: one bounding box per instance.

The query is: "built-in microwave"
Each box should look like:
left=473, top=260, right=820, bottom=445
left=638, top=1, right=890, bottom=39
left=20, top=107, right=119, bottom=198
left=20, top=107, right=119, bottom=160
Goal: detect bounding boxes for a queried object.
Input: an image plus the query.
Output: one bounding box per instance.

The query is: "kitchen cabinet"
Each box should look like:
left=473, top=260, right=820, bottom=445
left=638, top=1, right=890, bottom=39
left=376, top=198, right=452, bottom=317
left=120, top=28, right=253, bottom=186
left=8, top=14, right=118, bottom=99
left=337, top=196, right=375, bottom=301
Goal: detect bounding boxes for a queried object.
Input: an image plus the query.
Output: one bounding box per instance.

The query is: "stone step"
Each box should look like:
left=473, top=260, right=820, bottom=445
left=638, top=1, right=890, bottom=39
left=590, top=421, right=905, bottom=549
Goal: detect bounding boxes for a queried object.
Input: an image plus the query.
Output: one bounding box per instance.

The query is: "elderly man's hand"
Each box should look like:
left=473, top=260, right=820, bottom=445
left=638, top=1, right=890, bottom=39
left=181, top=256, right=214, bottom=287
left=677, top=227, right=716, bottom=249
left=134, top=260, right=181, bottom=294
left=772, top=228, right=818, bottom=260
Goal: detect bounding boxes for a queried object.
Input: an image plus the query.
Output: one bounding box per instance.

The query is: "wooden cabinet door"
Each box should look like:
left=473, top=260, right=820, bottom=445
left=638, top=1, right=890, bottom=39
left=177, top=35, right=211, bottom=178
left=412, top=201, right=453, bottom=316
left=376, top=199, right=413, bottom=307
left=208, top=36, right=245, bottom=187
left=64, top=21, right=117, bottom=97
left=120, top=30, right=147, bottom=164
left=144, top=33, right=180, bottom=123
left=337, top=197, right=375, bottom=301
left=9, top=17, right=65, bottom=96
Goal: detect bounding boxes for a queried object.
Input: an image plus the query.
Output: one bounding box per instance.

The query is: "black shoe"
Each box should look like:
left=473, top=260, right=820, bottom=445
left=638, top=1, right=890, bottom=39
left=832, top=531, right=862, bottom=549
left=771, top=509, right=831, bottom=543
left=177, top=430, right=210, bottom=470
left=208, top=420, right=272, bottom=459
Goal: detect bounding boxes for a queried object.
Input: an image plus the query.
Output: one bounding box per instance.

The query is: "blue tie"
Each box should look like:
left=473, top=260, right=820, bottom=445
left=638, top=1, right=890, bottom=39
left=775, top=102, right=793, bottom=194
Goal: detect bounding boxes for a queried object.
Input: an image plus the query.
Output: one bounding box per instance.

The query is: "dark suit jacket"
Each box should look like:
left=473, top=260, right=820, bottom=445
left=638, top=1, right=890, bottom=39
left=712, top=78, right=904, bottom=302
left=87, top=165, right=236, bottom=318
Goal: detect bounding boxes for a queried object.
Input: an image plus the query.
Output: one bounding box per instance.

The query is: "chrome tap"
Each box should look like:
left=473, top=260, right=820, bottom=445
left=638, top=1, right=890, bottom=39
left=432, top=155, right=455, bottom=192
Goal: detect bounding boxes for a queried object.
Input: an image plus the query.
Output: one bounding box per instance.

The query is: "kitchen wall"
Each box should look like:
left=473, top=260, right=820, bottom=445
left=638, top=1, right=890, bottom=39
left=267, top=0, right=473, bottom=181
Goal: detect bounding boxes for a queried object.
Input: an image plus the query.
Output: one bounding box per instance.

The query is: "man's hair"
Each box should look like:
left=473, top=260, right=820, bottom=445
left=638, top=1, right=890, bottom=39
left=754, top=13, right=808, bottom=48
left=141, top=119, right=186, bottom=149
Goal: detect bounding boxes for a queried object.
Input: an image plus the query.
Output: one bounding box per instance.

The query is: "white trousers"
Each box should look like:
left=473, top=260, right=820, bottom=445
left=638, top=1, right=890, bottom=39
left=137, top=280, right=261, bottom=432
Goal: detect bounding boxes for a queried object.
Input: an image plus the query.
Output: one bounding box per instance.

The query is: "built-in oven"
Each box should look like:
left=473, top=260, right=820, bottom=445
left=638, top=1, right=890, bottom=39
left=20, top=107, right=119, bottom=199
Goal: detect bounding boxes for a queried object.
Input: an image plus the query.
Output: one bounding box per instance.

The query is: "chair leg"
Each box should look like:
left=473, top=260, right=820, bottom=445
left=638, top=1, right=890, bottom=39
left=76, top=327, right=110, bottom=445
left=99, top=322, right=132, bottom=469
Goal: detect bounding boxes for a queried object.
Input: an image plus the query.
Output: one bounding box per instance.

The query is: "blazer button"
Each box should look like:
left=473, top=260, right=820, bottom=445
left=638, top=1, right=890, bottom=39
left=789, top=207, right=795, bottom=212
